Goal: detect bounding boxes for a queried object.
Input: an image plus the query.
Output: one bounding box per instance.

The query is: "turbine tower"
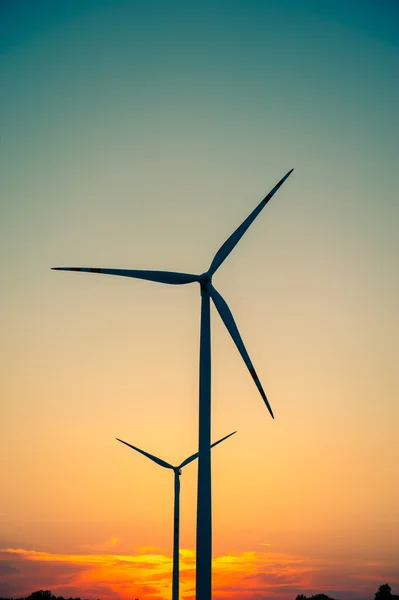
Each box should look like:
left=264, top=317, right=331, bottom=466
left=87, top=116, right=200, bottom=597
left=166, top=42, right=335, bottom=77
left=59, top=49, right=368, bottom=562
left=53, top=168, right=294, bottom=600
left=117, top=431, right=236, bottom=600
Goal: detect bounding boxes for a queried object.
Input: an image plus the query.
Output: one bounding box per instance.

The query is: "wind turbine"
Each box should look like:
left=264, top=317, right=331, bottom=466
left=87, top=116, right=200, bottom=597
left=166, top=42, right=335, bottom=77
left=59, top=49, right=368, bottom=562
left=52, top=168, right=294, bottom=599
left=117, top=431, right=236, bottom=600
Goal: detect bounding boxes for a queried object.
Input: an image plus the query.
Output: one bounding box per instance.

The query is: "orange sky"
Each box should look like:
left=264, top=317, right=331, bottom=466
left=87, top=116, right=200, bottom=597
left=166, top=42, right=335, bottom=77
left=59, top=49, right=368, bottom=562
left=1, top=544, right=398, bottom=600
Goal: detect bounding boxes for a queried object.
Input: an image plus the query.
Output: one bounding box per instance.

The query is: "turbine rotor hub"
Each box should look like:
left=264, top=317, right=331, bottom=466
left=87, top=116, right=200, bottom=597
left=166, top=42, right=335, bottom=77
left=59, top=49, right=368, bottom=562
left=199, top=272, right=212, bottom=286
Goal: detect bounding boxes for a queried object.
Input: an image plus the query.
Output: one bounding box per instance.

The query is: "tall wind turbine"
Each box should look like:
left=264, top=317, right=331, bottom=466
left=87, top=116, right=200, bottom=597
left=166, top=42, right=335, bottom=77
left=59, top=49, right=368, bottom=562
left=117, top=431, right=236, bottom=600
left=52, top=168, right=293, bottom=599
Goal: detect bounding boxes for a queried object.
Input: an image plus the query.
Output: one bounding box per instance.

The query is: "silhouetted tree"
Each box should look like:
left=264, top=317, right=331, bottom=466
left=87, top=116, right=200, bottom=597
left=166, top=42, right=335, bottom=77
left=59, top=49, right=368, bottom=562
left=28, top=592, right=55, bottom=600
left=375, top=584, right=392, bottom=600
left=295, top=595, right=337, bottom=600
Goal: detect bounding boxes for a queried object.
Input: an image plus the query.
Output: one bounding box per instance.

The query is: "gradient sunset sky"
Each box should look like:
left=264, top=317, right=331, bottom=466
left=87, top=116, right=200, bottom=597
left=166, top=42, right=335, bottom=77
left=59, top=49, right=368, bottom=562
left=1, top=1, right=398, bottom=599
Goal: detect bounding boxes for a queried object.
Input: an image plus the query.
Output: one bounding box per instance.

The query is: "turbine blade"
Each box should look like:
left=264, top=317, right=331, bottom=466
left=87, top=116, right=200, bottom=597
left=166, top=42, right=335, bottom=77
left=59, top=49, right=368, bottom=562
left=177, top=451, right=199, bottom=469
left=210, top=430, right=237, bottom=449
left=116, top=438, right=174, bottom=469
left=52, top=267, right=199, bottom=285
left=209, top=169, right=294, bottom=275
left=178, top=431, right=237, bottom=469
left=209, top=284, right=274, bottom=418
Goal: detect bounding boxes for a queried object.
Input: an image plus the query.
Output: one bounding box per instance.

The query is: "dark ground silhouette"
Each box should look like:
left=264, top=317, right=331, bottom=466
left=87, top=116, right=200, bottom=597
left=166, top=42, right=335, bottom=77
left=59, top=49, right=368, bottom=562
left=0, top=584, right=397, bottom=600
left=0, top=583, right=399, bottom=600
left=295, top=584, right=399, bottom=600
left=0, top=592, right=98, bottom=600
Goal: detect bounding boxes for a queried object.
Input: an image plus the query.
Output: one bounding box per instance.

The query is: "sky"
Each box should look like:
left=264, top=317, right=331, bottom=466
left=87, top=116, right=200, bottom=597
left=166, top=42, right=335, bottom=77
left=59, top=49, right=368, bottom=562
left=1, top=0, right=398, bottom=598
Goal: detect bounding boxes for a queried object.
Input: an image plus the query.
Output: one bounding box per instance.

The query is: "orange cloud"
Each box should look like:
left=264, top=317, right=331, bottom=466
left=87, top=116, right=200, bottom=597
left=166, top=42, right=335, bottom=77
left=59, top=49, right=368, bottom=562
left=0, top=546, right=397, bottom=600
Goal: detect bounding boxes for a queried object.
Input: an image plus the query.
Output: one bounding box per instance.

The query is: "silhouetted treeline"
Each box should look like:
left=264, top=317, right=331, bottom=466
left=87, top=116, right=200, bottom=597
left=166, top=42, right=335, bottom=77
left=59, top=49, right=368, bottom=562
left=1, top=584, right=397, bottom=600
left=0, top=591, right=139, bottom=600
left=296, top=594, right=338, bottom=600
left=295, top=584, right=399, bottom=600
left=0, top=591, right=99, bottom=600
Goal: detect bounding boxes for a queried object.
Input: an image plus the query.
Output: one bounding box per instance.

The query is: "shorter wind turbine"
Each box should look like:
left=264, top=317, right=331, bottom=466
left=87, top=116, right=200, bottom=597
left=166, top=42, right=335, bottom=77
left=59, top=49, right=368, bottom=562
left=117, top=431, right=236, bottom=600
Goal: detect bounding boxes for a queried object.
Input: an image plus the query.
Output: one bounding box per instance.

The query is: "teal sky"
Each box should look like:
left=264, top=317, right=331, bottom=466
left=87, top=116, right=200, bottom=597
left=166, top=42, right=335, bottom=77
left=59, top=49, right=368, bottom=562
left=1, top=1, right=398, bottom=598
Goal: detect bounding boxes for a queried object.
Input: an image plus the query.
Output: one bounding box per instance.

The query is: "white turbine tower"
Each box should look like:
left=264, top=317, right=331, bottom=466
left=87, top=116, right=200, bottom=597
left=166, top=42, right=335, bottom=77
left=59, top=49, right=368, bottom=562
left=53, top=168, right=294, bottom=599
left=117, top=431, right=236, bottom=600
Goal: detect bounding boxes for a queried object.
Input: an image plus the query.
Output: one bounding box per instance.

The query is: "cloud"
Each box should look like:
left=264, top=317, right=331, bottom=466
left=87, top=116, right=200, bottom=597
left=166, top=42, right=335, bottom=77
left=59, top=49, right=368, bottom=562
left=0, top=560, right=20, bottom=575
left=0, top=546, right=397, bottom=600
left=79, top=537, right=120, bottom=553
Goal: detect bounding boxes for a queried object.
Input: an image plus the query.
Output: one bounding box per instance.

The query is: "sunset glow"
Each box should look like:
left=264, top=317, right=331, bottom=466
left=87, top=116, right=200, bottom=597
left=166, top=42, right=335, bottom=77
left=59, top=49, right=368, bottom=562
left=2, top=546, right=398, bottom=600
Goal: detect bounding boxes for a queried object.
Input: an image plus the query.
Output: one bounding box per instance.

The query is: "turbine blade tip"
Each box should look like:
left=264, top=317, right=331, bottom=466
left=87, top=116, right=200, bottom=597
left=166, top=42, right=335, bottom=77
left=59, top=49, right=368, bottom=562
left=52, top=267, right=73, bottom=271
